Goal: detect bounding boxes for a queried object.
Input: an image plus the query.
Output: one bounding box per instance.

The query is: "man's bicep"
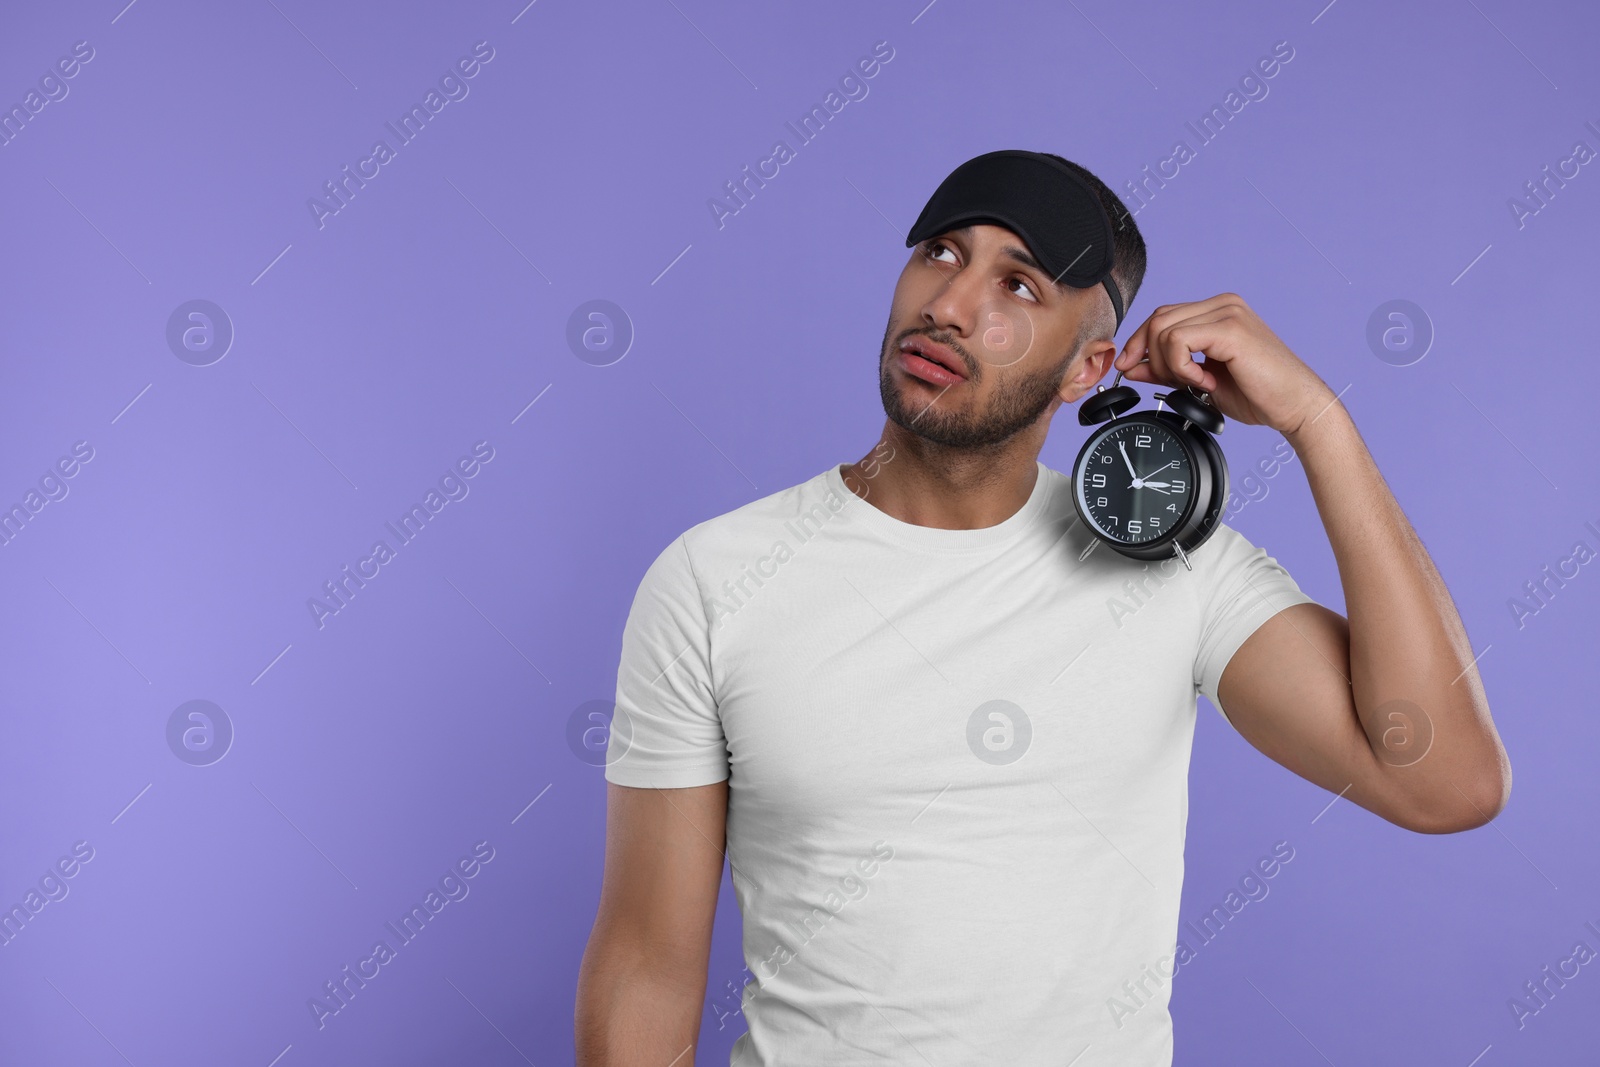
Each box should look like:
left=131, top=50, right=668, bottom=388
left=1214, top=603, right=1399, bottom=819
left=597, top=780, right=728, bottom=966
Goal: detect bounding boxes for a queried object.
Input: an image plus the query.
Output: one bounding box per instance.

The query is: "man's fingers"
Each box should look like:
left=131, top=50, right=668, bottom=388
left=1114, top=319, right=1153, bottom=372
left=1156, top=315, right=1232, bottom=386
left=1125, top=313, right=1232, bottom=390
left=1115, top=294, right=1240, bottom=369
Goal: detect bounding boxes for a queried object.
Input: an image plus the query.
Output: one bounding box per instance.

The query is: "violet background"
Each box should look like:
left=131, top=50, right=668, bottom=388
left=1, top=0, right=1597, bottom=1064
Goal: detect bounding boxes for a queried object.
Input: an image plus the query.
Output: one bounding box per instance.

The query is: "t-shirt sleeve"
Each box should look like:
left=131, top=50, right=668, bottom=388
left=1193, top=524, right=1320, bottom=720
left=604, top=533, right=730, bottom=788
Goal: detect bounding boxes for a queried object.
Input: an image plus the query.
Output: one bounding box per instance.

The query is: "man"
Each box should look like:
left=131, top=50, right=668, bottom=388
left=575, top=149, right=1510, bottom=1065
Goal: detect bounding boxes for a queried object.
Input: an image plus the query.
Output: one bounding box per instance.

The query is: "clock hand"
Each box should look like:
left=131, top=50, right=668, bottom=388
left=1121, top=448, right=1178, bottom=491
left=1117, top=441, right=1140, bottom=482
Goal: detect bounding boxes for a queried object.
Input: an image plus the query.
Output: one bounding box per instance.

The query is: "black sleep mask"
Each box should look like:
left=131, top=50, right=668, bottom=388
left=905, top=149, right=1126, bottom=331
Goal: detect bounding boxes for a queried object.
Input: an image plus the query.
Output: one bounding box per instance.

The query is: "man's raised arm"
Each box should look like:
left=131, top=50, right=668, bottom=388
left=1217, top=397, right=1510, bottom=832
left=1113, top=293, right=1511, bottom=833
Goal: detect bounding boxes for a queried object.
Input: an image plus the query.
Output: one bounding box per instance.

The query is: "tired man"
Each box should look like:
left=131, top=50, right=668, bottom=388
left=575, top=149, right=1510, bottom=1065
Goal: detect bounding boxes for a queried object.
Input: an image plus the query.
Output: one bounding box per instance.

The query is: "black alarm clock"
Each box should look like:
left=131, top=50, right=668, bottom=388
left=1070, top=365, right=1229, bottom=570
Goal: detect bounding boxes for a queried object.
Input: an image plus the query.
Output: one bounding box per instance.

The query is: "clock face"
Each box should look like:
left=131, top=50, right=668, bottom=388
left=1076, top=419, right=1198, bottom=545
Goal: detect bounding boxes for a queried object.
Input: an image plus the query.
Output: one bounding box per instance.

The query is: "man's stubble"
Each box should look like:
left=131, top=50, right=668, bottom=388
left=876, top=318, right=1078, bottom=451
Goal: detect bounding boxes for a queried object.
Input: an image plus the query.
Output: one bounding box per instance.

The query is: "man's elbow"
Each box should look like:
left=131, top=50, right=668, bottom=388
left=1393, top=762, right=1512, bottom=834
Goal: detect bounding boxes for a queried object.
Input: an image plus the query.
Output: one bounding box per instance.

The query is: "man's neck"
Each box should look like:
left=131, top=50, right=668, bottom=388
left=840, top=422, right=1044, bottom=531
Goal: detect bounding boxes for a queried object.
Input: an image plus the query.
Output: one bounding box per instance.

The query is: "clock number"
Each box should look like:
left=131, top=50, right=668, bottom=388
left=1106, top=516, right=1118, bottom=526
left=1151, top=517, right=1161, bottom=528
left=1096, top=496, right=1108, bottom=507
left=1090, top=473, right=1106, bottom=488
left=1099, top=453, right=1112, bottom=465
left=1127, top=520, right=1142, bottom=535
left=1173, top=480, right=1186, bottom=492
left=1167, top=503, right=1177, bottom=513
left=1135, top=434, right=1151, bottom=448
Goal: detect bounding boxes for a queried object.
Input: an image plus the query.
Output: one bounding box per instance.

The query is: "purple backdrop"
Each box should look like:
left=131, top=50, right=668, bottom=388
left=2, top=0, right=1597, bottom=1064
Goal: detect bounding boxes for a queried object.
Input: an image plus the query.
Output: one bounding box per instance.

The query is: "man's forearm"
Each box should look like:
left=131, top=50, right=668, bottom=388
left=575, top=943, right=705, bottom=1067
left=1283, top=399, right=1511, bottom=829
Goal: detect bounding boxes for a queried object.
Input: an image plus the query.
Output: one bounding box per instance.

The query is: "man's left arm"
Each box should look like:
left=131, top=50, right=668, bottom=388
left=1114, top=294, right=1512, bottom=834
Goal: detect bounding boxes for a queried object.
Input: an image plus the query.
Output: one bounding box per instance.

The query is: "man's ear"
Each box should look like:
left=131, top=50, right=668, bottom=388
left=1057, top=339, right=1117, bottom=404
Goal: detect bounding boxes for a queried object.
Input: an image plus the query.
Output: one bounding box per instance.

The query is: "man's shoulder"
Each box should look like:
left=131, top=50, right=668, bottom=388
left=678, top=465, right=843, bottom=548
left=636, top=466, right=841, bottom=581
left=1189, top=521, right=1282, bottom=568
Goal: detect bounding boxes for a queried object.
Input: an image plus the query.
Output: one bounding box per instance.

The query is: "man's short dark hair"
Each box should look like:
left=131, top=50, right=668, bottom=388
left=1040, top=153, right=1147, bottom=333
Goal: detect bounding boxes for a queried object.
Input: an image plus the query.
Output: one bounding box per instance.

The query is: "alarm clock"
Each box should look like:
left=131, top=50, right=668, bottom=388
left=1070, top=365, right=1229, bottom=570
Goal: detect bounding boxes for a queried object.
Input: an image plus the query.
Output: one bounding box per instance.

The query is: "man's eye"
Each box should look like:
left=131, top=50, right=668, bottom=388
left=922, top=243, right=1038, bottom=301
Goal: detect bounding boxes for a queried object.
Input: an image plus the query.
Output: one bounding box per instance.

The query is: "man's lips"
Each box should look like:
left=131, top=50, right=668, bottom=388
left=898, top=338, right=968, bottom=384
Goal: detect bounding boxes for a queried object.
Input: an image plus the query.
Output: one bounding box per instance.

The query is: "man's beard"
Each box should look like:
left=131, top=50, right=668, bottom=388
left=878, top=330, right=1074, bottom=450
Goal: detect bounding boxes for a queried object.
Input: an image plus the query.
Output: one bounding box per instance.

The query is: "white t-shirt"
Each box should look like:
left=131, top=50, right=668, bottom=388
left=606, top=460, right=1317, bottom=1066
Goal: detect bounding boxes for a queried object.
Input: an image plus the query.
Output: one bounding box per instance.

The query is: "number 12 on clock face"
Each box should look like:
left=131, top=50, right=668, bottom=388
left=1077, top=421, right=1197, bottom=546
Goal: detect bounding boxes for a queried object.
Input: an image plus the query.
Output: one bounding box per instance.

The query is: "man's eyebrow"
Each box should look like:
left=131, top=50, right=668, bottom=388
left=941, top=225, right=1066, bottom=292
